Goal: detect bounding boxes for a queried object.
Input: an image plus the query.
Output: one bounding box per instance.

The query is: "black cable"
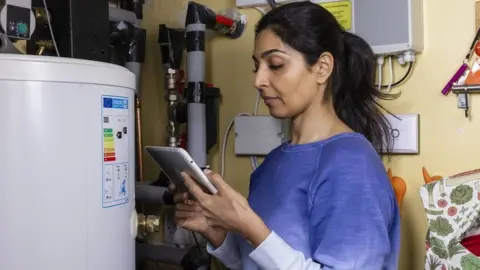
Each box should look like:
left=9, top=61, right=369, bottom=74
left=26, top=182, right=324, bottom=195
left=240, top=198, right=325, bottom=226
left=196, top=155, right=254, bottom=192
left=191, top=232, right=211, bottom=270
left=380, top=61, right=413, bottom=88
left=191, top=232, right=203, bottom=253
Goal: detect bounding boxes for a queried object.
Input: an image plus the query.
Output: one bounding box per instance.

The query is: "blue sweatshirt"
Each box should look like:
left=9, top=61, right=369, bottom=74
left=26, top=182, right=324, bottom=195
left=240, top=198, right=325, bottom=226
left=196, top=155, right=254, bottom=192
left=208, top=132, right=400, bottom=270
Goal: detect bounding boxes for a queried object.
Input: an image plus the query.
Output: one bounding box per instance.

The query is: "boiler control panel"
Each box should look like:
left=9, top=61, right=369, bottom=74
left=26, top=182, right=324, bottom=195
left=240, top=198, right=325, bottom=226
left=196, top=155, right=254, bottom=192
left=0, top=1, right=34, bottom=40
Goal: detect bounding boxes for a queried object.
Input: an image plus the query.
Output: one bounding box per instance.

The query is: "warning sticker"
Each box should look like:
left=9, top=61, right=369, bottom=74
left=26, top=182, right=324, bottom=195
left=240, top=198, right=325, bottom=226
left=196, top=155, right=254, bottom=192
left=319, top=0, right=352, bottom=31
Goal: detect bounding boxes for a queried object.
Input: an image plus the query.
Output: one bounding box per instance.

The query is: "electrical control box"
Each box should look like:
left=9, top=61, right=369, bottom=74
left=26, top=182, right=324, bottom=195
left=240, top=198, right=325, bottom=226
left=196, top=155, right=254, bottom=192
left=235, top=0, right=424, bottom=56
left=234, top=113, right=418, bottom=156
left=0, top=0, right=35, bottom=40
left=234, top=115, right=290, bottom=156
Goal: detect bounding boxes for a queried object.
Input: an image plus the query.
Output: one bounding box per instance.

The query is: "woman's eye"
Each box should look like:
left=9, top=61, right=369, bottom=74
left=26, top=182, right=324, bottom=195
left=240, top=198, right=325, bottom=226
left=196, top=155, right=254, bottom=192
left=252, top=62, right=283, bottom=73
left=269, top=64, right=283, bottom=70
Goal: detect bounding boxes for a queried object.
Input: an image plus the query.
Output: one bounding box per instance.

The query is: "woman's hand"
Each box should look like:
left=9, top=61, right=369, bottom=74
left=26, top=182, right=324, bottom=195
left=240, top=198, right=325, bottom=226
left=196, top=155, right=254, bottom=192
left=173, top=191, right=209, bottom=233
left=182, top=170, right=271, bottom=247
left=170, top=183, right=227, bottom=247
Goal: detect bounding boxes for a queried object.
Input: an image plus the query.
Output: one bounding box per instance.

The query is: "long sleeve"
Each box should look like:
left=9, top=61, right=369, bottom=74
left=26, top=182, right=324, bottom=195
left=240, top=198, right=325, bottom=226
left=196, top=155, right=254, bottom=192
left=249, top=231, right=322, bottom=269
left=248, top=147, right=400, bottom=270
left=206, top=232, right=243, bottom=269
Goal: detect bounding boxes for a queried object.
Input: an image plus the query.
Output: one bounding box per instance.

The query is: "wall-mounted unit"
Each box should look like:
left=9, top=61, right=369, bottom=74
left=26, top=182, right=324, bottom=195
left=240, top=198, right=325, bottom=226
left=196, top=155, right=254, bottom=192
left=235, top=0, right=424, bottom=56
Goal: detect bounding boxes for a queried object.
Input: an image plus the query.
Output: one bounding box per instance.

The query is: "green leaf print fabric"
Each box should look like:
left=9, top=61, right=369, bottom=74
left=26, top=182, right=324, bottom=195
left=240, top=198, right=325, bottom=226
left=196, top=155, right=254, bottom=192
left=419, top=170, right=480, bottom=270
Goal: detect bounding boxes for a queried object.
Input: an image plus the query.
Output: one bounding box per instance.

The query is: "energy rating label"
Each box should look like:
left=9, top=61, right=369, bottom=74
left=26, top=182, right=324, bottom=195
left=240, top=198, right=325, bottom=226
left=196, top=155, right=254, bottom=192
left=103, top=128, right=116, bottom=162
left=101, top=96, right=130, bottom=208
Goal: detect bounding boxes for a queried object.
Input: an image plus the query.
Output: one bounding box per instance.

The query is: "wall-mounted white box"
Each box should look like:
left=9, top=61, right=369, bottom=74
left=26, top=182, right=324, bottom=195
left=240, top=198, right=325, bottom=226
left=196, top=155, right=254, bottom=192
left=382, top=113, right=420, bottom=154
left=235, top=0, right=424, bottom=56
left=234, top=113, right=418, bottom=155
left=234, top=115, right=290, bottom=156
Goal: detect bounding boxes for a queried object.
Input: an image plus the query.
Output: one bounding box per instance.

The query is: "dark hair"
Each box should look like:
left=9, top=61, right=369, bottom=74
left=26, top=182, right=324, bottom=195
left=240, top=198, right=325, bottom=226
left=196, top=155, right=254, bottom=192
left=255, top=2, right=396, bottom=154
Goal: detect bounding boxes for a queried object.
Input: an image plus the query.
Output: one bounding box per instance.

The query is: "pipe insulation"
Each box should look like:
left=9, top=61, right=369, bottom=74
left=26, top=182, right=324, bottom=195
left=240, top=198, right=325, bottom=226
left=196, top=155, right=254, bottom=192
left=136, top=243, right=189, bottom=265
left=126, top=27, right=146, bottom=94
left=126, top=62, right=141, bottom=94
left=135, top=183, right=169, bottom=205
left=185, top=2, right=215, bottom=168
left=158, top=24, right=185, bottom=71
left=136, top=243, right=209, bottom=268
left=109, top=6, right=136, bottom=24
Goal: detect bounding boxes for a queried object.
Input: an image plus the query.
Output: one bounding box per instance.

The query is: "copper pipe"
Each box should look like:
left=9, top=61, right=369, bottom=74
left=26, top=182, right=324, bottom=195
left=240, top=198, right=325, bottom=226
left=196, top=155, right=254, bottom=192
left=36, top=40, right=54, bottom=55
left=36, top=40, right=53, bottom=48
left=135, top=96, right=144, bottom=182
left=37, top=46, right=46, bottom=55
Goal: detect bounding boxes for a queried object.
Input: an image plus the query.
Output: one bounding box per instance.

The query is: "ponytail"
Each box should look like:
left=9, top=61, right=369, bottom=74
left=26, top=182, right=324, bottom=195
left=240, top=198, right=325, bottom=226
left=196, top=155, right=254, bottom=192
left=330, top=31, right=397, bottom=154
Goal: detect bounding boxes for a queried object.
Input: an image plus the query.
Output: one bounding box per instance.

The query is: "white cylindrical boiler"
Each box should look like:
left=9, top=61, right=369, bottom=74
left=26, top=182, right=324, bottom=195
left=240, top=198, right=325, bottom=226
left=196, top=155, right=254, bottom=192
left=0, top=54, right=137, bottom=270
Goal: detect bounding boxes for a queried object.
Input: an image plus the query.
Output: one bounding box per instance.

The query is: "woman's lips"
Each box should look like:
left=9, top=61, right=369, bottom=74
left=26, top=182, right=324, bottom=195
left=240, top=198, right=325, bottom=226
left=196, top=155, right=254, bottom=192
left=263, top=97, right=278, bottom=105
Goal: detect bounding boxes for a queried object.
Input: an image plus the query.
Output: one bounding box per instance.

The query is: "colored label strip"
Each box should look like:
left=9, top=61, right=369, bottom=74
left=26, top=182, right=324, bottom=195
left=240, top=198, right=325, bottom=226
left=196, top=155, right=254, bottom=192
left=103, top=129, right=116, bottom=162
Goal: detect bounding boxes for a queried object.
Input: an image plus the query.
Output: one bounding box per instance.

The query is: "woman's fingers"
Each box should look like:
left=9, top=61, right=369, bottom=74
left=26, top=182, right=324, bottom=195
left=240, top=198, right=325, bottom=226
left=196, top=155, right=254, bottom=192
left=175, top=203, right=200, bottom=212
left=182, top=172, right=209, bottom=201
left=174, top=204, right=201, bottom=225
left=175, top=211, right=195, bottom=219
left=174, top=202, right=203, bottom=227
left=173, top=192, right=189, bottom=203
left=174, top=216, right=185, bottom=225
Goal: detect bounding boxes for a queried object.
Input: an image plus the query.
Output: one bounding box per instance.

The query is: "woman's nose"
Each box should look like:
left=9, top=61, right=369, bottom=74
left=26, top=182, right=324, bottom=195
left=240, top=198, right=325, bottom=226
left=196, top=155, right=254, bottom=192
left=254, top=70, right=269, bottom=90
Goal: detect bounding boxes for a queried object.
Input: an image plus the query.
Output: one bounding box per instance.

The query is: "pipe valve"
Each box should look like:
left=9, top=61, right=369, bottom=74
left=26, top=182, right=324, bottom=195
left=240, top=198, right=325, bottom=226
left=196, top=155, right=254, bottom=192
left=137, top=213, right=161, bottom=234
left=167, top=68, right=176, bottom=90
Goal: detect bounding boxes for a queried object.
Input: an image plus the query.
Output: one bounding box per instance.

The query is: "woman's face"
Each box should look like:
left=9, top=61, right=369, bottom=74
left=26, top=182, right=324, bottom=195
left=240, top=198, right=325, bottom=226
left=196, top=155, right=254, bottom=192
left=252, top=29, right=329, bottom=119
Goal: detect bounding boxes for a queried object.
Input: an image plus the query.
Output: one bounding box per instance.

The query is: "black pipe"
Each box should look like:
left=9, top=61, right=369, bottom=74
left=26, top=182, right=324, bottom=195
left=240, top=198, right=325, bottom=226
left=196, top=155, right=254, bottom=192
left=171, top=101, right=188, bottom=124
left=128, top=27, right=146, bottom=63
left=136, top=243, right=188, bottom=265
left=136, top=243, right=209, bottom=269
left=185, top=2, right=216, bottom=29
left=133, top=0, right=143, bottom=20
left=135, top=183, right=172, bottom=205
left=158, top=24, right=185, bottom=70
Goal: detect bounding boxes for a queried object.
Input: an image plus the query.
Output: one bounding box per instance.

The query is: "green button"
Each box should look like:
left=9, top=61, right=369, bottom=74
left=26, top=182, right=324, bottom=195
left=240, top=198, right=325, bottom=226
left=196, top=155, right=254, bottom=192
left=17, top=23, right=27, bottom=35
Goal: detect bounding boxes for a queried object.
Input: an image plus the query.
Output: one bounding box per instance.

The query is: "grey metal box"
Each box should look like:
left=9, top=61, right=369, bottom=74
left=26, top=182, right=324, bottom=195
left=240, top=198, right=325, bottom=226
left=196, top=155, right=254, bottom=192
left=234, top=115, right=290, bottom=156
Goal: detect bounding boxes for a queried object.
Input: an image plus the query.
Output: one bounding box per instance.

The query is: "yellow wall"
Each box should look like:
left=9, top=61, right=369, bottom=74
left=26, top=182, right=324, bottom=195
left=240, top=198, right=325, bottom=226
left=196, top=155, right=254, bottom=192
left=140, top=1, right=478, bottom=269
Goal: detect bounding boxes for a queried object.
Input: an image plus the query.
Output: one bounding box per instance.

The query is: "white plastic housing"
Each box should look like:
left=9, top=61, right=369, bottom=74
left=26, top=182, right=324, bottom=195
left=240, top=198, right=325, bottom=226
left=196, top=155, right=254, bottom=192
left=0, top=54, right=137, bottom=270
left=235, top=0, right=424, bottom=56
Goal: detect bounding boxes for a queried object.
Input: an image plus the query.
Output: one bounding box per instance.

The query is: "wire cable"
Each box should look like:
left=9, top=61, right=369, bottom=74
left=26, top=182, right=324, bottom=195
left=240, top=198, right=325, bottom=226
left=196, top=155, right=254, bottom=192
left=380, top=62, right=413, bottom=88
left=376, top=56, right=384, bottom=91
left=384, top=56, right=393, bottom=93
left=42, top=0, right=60, bottom=57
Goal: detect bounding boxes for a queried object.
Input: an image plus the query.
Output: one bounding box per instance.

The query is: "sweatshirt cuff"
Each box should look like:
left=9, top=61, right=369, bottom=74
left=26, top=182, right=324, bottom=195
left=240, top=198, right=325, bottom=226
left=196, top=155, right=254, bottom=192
left=206, top=233, right=241, bottom=267
left=206, top=233, right=231, bottom=256
left=249, top=231, right=298, bottom=269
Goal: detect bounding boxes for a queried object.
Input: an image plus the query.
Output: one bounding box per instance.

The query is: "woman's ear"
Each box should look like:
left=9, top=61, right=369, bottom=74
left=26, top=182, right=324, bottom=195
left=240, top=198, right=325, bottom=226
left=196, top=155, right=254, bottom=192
left=312, top=52, right=334, bottom=85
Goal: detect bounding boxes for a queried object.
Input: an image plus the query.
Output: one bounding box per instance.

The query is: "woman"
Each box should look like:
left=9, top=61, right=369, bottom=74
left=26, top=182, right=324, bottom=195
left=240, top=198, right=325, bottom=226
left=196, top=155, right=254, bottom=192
left=173, top=2, right=400, bottom=269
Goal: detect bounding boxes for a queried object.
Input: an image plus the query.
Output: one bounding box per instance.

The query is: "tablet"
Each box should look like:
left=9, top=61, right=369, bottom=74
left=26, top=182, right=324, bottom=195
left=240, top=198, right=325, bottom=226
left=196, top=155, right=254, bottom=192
left=145, top=146, right=218, bottom=195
